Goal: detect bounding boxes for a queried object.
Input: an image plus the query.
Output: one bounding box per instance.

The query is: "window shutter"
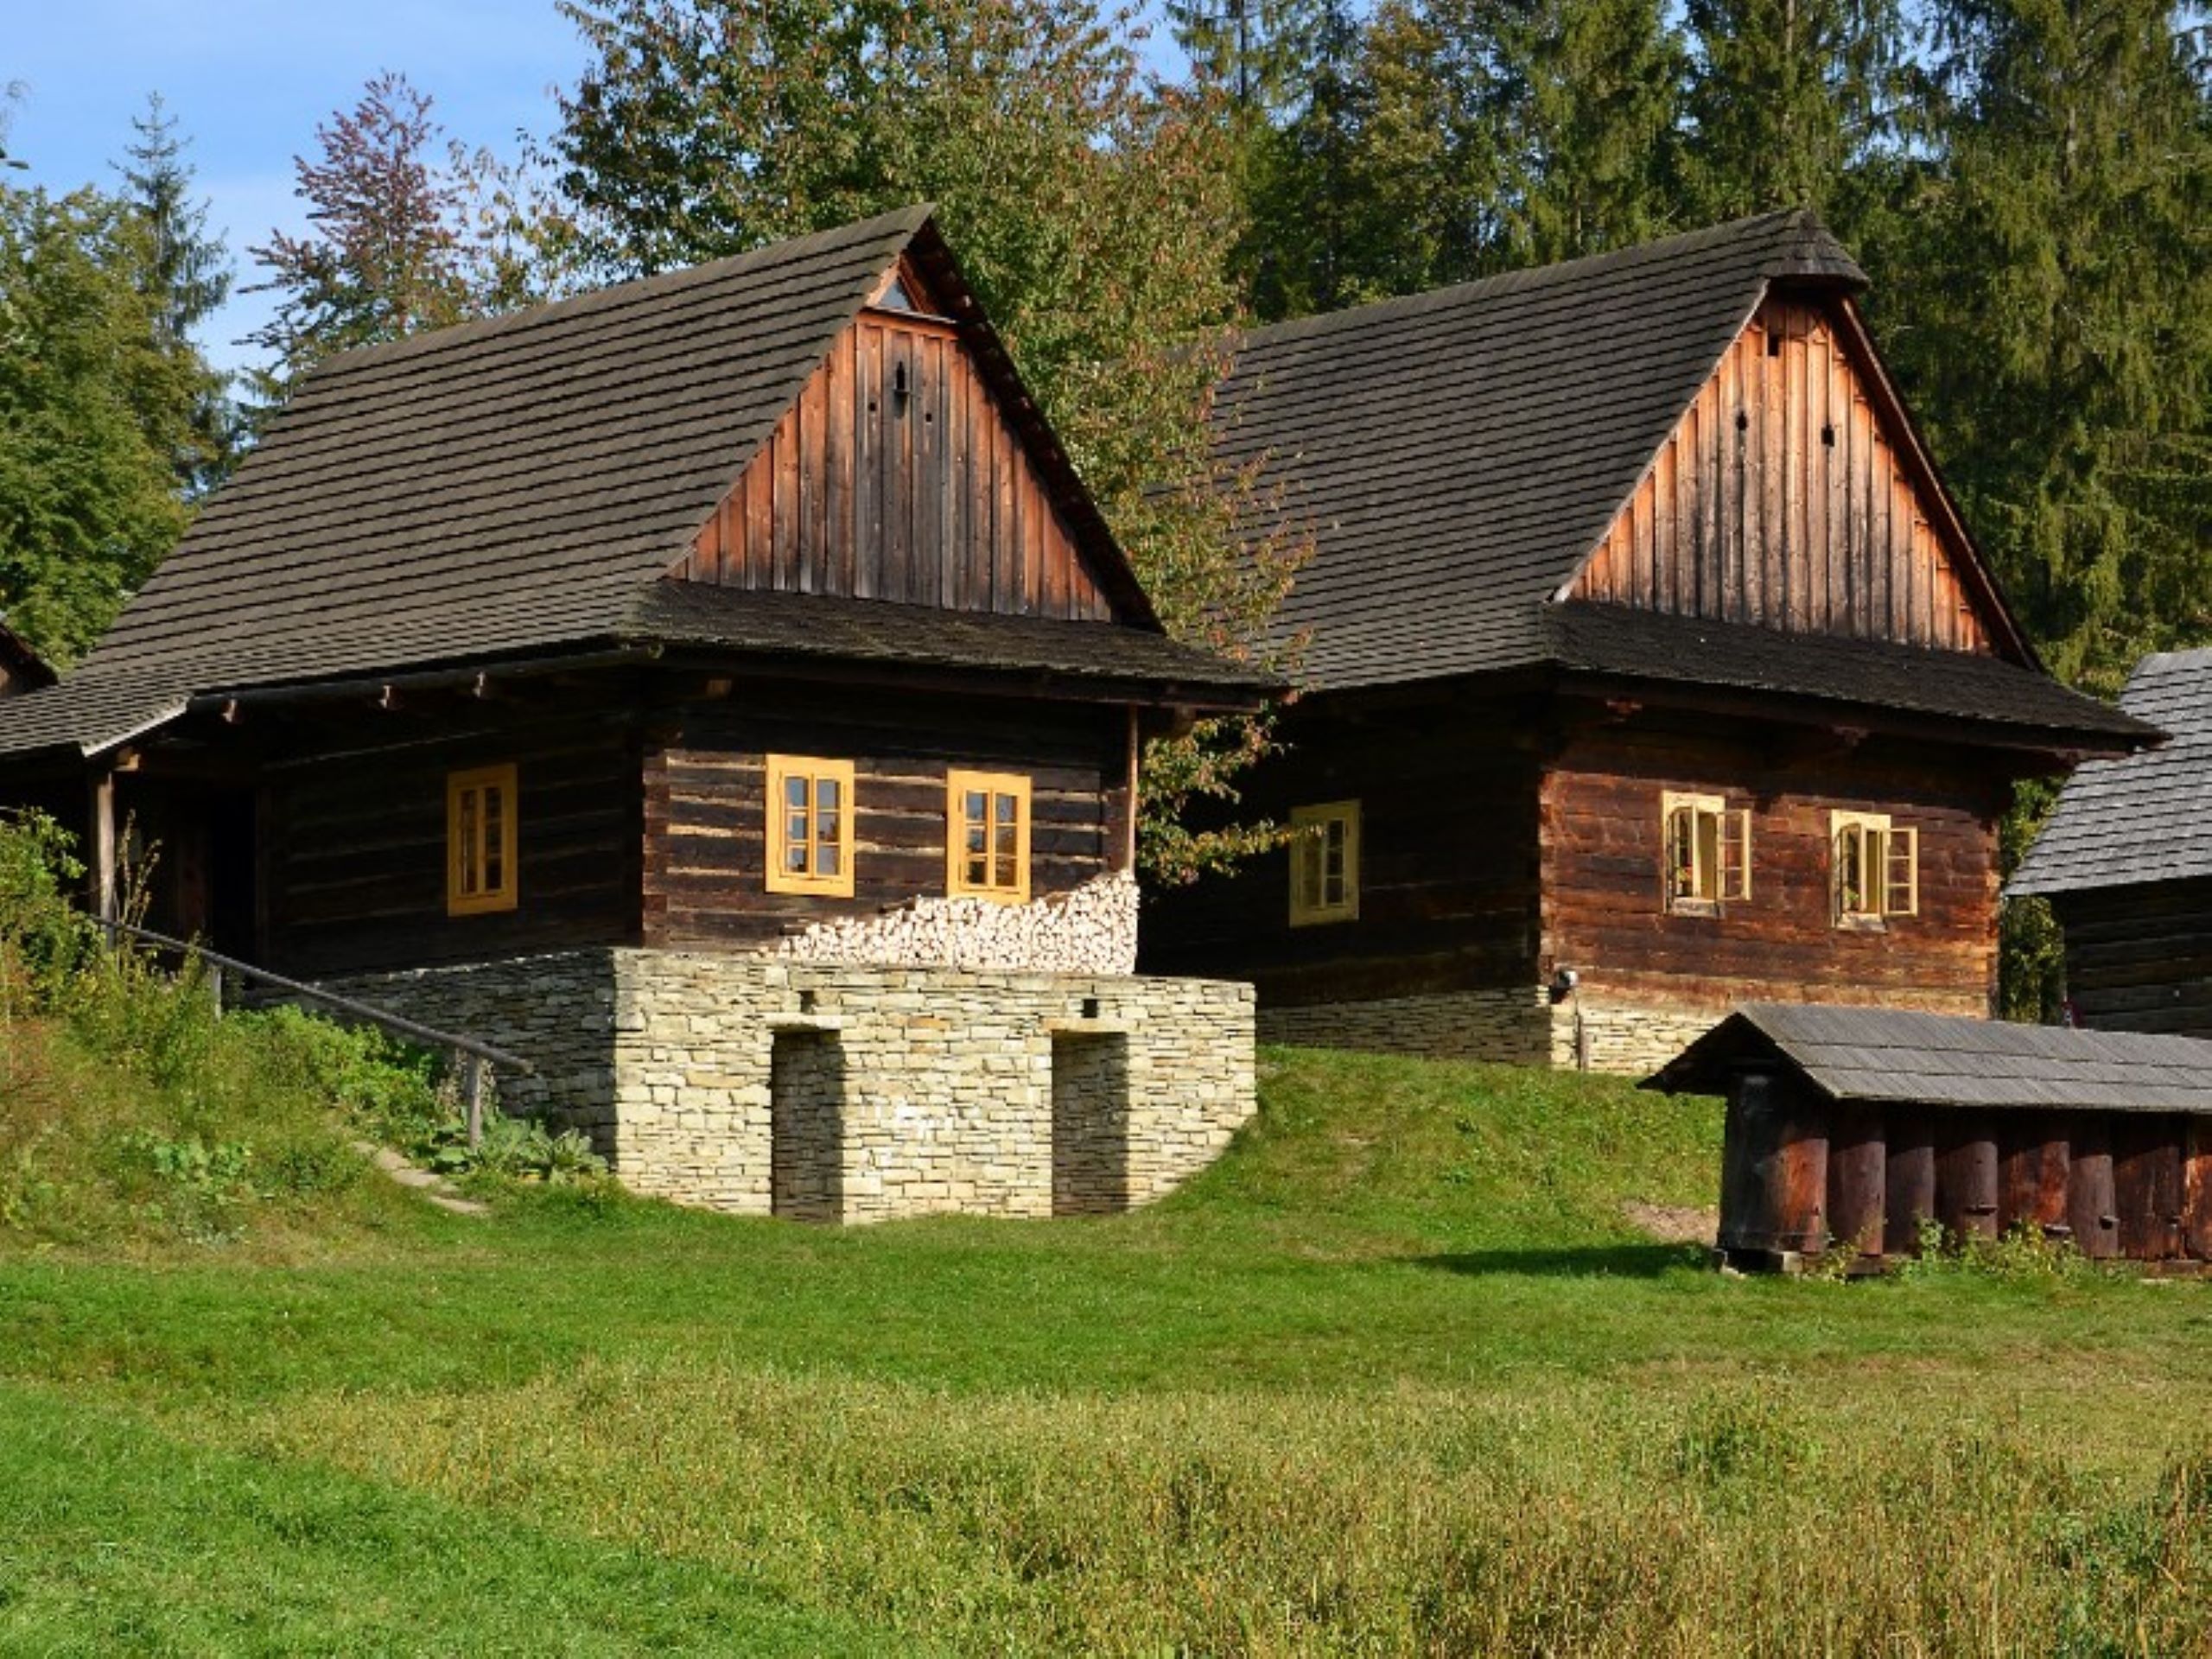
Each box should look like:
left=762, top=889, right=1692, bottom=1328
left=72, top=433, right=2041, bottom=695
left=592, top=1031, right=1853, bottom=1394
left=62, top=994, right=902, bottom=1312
left=1723, top=809, right=1752, bottom=903
left=1885, top=825, right=1919, bottom=917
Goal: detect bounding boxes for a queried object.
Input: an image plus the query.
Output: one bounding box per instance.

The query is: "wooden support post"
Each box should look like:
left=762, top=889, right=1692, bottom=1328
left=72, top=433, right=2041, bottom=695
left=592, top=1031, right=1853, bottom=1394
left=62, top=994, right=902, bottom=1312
left=87, top=765, right=118, bottom=937
left=461, top=1054, right=486, bottom=1148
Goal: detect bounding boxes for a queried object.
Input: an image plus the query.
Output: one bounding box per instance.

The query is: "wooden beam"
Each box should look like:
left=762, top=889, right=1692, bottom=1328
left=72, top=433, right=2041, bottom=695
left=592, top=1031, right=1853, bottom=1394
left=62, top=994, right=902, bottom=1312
left=87, top=765, right=118, bottom=926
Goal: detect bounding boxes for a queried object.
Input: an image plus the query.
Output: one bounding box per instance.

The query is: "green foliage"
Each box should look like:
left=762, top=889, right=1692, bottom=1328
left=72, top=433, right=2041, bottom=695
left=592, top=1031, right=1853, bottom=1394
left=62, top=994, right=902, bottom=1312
left=0, top=180, right=200, bottom=662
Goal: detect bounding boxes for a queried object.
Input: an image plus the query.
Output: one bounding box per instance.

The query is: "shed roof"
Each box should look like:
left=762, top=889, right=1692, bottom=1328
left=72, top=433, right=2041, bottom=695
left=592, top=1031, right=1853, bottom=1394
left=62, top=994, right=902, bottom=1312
left=1645, top=1002, right=2212, bottom=1113
left=0, top=207, right=1257, bottom=762
left=2009, top=647, right=2212, bottom=896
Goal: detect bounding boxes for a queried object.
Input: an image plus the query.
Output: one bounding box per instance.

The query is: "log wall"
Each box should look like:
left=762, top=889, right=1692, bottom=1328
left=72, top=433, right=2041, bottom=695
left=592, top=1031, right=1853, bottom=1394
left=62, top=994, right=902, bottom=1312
left=1573, top=297, right=1993, bottom=652
left=2050, top=876, right=2212, bottom=1039
left=262, top=708, right=640, bottom=977
left=1136, top=703, right=1544, bottom=1006
left=644, top=685, right=1130, bottom=950
left=1719, top=1077, right=2212, bottom=1267
left=676, top=309, right=1116, bottom=621
left=1542, top=718, right=2005, bottom=1017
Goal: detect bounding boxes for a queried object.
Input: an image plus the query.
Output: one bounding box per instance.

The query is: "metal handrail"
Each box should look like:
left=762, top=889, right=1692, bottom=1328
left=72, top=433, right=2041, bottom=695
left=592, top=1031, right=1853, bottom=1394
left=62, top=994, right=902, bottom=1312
left=109, top=921, right=533, bottom=1145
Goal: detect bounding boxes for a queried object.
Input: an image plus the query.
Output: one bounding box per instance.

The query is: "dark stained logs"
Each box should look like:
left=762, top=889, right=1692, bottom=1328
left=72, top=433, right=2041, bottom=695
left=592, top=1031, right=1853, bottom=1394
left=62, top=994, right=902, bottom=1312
left=2067, top=1118, right=2120, bottom=1261
left=1934, top=1113, right=2000, bottom=1244
left=2112, top=1116, right=2184, bottom=1262
left=1719, top=1073, right=1829, bottom=1255
left=2048, top=877, right=2212, bottom=1040
left=1883, top=1118, right=1937, bottom=1255
left=1825, top=1102, right=1886, bottom=1256
left=1999, top=1122, right=2072, bottom=1242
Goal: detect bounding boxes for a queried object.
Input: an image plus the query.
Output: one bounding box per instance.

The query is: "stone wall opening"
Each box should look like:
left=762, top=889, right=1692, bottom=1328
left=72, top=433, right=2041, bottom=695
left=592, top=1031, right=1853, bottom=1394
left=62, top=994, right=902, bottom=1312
left=770, top=1029, right=845, bottom=1222
left=1052, top=1032, right=1130, bottom=1216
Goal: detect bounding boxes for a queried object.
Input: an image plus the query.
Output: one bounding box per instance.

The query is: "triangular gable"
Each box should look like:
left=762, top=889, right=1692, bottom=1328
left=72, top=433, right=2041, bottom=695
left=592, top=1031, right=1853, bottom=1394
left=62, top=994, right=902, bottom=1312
left=672, top=221, right=1150, bottom=629
left=1566, top=293, right=2022, bottom=660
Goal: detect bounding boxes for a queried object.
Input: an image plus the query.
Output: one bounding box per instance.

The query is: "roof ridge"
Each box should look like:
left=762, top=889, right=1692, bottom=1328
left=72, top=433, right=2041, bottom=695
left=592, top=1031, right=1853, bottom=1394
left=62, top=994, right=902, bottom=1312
left=1234, top=209, right=1840, bottom=352
left=307, top=204, right=934, bottom=381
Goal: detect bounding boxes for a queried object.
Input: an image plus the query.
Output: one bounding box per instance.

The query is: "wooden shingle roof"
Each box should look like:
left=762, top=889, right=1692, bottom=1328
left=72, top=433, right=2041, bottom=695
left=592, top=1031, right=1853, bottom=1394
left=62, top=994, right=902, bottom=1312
left=0, top=207, right=1256, bottom=760
left=1220, top=210, right=1869, bottom=690
left=2010, top=648, right=2212, bottom=896
left=1646, top=1002, right=2212, bottom=1112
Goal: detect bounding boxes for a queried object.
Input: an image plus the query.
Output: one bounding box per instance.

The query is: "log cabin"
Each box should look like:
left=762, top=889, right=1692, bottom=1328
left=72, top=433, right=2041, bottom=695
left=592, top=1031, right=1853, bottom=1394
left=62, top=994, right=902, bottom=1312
left=2010, top=648, right=2212, bottom=1037
left=1141, top=211, right=2158, bottom=1073
left=0, top=207, right=1270, bottom=1222
left=1647, top=1003, right=2212, bottom=1270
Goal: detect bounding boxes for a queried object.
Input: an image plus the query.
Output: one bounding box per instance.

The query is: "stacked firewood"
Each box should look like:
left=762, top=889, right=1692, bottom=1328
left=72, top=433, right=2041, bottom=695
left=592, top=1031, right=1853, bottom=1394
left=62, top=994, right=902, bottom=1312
left=775, top=872, right=1140, bottom=975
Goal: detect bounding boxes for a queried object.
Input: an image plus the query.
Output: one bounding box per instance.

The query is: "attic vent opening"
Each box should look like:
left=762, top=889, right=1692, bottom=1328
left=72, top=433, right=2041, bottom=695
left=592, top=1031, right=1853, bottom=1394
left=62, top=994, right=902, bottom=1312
left=1821, top=423, right=1837, bottom=448
left=893, top=360, right=910, bottom=413
left=1766, top=331, right=1783, bottom=358
left=1736, top=410, right=1751, bottom=433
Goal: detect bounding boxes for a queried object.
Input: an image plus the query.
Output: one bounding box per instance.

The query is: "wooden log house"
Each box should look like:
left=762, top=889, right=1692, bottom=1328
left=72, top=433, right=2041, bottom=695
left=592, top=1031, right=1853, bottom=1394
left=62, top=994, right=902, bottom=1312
left=1141, top=212, right=2158, bottom=1073
left=1647, top=1003, right=2212, bottom=1270
left=2009, top=649, right=2212, bottom=1038
left=0, top=207, right=1270, bottom=1221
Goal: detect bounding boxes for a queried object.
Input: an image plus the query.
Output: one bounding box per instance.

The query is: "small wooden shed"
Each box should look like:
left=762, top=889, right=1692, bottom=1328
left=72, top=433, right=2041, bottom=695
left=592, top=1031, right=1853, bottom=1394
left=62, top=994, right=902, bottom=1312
left=1646, top=1003, right=2212, bottom=1269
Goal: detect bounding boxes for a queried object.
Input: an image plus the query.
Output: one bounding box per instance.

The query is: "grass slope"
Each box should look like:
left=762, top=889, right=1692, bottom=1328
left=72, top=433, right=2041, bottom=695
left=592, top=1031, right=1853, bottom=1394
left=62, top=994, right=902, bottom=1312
left=1, top=1046, right=2207, bottom=1654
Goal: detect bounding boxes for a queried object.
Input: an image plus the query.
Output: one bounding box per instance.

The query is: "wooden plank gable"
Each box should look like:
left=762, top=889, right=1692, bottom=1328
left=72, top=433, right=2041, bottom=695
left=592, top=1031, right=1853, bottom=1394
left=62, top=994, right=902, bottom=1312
left=1570, top=296, right=1998, bottom=654
left=676, top=307, right=1117, bottom=623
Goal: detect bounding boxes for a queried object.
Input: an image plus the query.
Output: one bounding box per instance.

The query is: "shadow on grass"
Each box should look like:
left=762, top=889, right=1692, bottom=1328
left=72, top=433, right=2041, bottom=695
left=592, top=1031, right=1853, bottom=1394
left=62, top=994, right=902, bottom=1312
left=1412, top=1243, right=1710, bottom=1279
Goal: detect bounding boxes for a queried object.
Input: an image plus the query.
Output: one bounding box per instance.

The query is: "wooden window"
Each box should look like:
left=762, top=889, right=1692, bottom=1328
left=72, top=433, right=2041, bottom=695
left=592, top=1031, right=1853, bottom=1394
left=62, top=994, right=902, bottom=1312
left=1662, top=791, right=1751, bottom=912
left=947, top=770, right=1031, bottom=903
left=447, top=763, right=518, bottom=917
left=1832, top=810, right=1919, bottom=925
left=1289, top=800, right=1360, bottom=926
left=766, top=755, right=855, bottom=897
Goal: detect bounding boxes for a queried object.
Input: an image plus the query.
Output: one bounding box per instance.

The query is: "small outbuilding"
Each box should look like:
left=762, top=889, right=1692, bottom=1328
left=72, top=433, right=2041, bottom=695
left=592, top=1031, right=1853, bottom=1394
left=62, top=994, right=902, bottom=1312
left=1647, top=1003, right=2212, bottom=1269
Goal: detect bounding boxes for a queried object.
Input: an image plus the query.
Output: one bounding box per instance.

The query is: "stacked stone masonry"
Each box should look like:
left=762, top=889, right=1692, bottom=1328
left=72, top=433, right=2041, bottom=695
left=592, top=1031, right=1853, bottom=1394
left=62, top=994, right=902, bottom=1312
left=327, top=949, right=1255, bottom=1223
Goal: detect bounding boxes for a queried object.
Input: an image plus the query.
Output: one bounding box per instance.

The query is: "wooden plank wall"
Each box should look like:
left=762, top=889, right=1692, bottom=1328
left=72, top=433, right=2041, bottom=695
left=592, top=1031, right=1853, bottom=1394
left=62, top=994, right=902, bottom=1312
left=263, top=709, right=639, bottom=976
left=1573, top=298, right=1991, bottom=653
left=677, top=312, right=1116, bottom=621
left=1541, top=717, right=2006, bottom=1015
left=643, top=685, right=1128, bottom=949
left=2050, top=877, right=2212, bottom=1039
left=1136, top=706, right=1545, bottom=1002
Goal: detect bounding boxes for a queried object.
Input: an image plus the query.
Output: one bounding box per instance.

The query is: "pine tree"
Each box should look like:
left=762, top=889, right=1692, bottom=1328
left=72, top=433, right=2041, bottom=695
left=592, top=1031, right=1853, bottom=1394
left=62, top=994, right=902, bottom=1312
left=116, top=94, right=235, bottom=494
left=1677, top=0, right=1905, bottom=223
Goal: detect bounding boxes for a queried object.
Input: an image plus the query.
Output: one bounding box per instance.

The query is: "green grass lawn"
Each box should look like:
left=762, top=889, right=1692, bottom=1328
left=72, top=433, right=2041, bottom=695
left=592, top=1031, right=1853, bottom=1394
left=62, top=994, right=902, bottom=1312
left=2, top=1043, right=2207, bottom=1655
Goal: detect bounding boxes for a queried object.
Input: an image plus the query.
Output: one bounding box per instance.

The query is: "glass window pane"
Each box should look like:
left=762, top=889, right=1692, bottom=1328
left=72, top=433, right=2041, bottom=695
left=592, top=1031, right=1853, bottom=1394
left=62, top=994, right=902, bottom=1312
left=818, top=809, right=840, bottom=847
left=786, top=775, right=809, bottom=809
left=966, top=853, right=988, bottom=887
left=819, top=844, right=841, bottom=877
left=965, top=790, right=988, bottom=826
left=995, top=852, right=1016, bottom=887
left=818, top=778, right=840, bottom=812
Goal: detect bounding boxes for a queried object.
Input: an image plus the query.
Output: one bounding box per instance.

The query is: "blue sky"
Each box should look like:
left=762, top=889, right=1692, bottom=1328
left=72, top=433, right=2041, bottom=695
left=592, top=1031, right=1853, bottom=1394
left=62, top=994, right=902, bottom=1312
left=9, top=2, right=1191, bottom=382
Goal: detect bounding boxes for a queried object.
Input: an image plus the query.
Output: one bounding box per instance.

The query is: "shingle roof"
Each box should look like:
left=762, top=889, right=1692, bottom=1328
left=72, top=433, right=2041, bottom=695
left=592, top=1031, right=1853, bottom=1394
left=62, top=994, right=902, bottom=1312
left=1547, top=604, right=2157, bottom=746
left=627, top=584, right=1276, bottom=697
left=1645, top=1001, right=2212, bottom=1112
left=0, top=207, right=1251, bottom=761
left=1218, top=210, right=1869, bottom=690
left=2009, top=648, right=2212, bottom=896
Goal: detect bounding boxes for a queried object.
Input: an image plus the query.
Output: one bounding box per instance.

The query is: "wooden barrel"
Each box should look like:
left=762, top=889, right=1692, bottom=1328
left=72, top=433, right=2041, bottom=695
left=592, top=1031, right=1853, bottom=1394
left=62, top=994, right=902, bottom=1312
left=1936, top=1113, right=2000, bottom=1244
left=1826, top=1103, right=1886, bottom=1261
left=2068, top=1117, right=2119, bottom=1260
left=1884, top=1116, right=1936, bottom=1256
left=1999, top=1116, right=2071, bottom=1242
left=2113, top=1114, right=2183, bottom=1262
left=1719, top=1073, right=1829, bottom=1255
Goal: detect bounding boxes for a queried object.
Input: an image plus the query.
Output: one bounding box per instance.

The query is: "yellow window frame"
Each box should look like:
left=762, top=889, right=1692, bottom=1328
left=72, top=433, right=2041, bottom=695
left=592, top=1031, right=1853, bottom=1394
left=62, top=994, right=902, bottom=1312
left=1832, top=810, right=1916, bottom=925
left=447, top=763, right=518, bottom=917
left=946, top=769, right=1032, bottom=903
left=1662, top=791, right=1751, bottom=912
left=1288, top=799, right=1360, bottom=926
left=766, top=754, right=857, bottom=897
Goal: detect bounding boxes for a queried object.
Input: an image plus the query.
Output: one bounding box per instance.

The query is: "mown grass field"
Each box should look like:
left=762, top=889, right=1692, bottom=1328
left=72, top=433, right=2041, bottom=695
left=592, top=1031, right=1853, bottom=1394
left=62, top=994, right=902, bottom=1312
left=1, top=1025, right=2208, bottom=1656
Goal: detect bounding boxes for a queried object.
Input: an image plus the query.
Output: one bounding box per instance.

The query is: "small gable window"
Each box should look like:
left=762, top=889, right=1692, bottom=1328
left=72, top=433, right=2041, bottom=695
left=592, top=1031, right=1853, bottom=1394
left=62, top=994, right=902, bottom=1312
left=448, top=764, right=518, bottom=917
left=1662, top=791, right=1751, bottom=913
left=1832, top=810, right=1918, bottom=925
left=948, top=770, right=1031, bottom=903
left=1289, top=800, right=1361, bottom=926
left=877, top=272, right=918, bottom=312
left=767, top=755, right=855, bottom=897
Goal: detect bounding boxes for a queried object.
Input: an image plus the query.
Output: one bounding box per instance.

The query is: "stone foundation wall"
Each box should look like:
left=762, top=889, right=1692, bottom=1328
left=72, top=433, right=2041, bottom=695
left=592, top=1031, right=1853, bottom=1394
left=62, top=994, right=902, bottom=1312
left=1548, top=997, right=1732, bottom=1077
left=1258, top=988, right=1555, bottom=1066
left=326, top=950, right=1254, bottom=1223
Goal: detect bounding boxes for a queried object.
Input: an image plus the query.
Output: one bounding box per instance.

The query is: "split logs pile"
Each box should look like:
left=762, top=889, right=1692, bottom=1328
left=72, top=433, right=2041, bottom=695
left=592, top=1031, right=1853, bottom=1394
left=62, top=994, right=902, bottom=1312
left=776, top=871, right=1139, bottom=976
